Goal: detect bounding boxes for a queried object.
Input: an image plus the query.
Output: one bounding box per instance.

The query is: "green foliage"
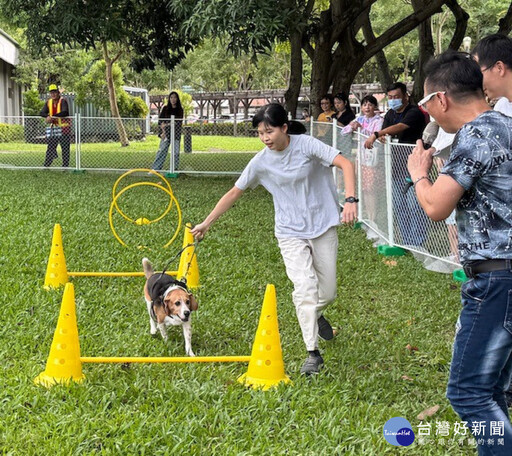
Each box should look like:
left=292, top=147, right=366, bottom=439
left=0, top=123, right=24, bottom=142
left=117, top=92, right=149, bottom=119
left=151, top=120, right=257, bottom=137
left=73, top=59, right=147, bottom=118
left=22, top=89, right=45, bottom=116
left=175, top=89, right=193, bottom=116
left=185, top=121, right=257, bottom=137
left=171, top=38, right=298, bottom=92
left=2, top=0, right=196, bottom=71
left=74, top=60, right=120, bottom=114
left=121, top=62, right=172, bottom=92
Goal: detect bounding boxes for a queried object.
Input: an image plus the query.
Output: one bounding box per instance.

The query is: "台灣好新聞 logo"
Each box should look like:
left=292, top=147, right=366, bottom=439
left=383, top=417, right=415, bottom=446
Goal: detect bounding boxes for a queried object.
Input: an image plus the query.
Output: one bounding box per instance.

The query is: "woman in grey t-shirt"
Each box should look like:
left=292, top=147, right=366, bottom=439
left=191, top=103, right=357, bottom=375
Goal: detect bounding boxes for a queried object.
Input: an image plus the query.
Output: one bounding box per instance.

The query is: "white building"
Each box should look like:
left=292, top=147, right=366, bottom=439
left=0, top=28, right=22, bottom=118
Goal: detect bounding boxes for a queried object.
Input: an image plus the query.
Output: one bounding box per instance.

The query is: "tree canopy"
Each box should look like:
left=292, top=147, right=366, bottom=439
left=2, top=0, right=512, bottom=119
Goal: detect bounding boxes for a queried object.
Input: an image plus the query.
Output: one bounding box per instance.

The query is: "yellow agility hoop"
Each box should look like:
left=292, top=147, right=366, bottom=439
left=109, top=182, right=182, bottom=248
left=112, top=169, right=175, bottom=224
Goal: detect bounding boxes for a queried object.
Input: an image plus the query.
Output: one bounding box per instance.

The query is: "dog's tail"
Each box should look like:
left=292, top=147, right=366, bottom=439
left=142, top=258, right=154, bottom=279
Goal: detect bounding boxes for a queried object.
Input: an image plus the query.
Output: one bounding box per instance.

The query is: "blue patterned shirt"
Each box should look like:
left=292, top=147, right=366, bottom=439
left=441, top=110, right=512, bottom=263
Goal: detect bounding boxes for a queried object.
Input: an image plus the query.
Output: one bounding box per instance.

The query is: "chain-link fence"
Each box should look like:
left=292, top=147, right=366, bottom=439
left=0, top=115, right=260, bottom=174
left=0, top=113, right=460, bottom=270
left=0, top=115, right=78, bottom=169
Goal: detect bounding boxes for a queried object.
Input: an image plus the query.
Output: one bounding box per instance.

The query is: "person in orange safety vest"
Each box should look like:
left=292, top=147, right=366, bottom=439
left=40, top=84, right=72, bottom=167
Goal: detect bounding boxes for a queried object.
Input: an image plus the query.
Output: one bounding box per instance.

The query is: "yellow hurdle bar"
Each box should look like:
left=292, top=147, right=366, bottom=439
left=80, top=356, right=251, bottom=364
left=68, top=271, right=178, bottom=278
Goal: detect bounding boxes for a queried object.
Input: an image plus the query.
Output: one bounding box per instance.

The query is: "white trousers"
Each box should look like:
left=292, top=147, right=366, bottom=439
left=277, top=226, right=338, bottom=351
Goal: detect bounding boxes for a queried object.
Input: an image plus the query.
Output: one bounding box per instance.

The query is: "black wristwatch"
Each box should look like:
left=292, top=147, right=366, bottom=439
left=374, top=131, right=380, bottom=138
left=345, top=197, right=359, bottom=203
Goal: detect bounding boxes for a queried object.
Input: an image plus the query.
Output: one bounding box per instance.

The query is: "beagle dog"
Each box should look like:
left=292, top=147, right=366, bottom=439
left=142, top=258, right=198, bottom=356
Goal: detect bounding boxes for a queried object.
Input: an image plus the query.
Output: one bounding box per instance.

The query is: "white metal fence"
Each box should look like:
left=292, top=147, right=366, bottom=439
left=0, top=114, right=460, bottom=271
left=323, top=121, right=460, bottom=272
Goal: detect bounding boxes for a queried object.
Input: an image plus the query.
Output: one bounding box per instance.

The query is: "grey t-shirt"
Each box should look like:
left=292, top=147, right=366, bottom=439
left=441, top=110, right=512, bottom=262
left=235, top=134, right=340, bottom=239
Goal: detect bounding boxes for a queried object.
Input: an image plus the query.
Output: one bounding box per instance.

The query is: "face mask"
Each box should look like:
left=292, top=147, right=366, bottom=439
left=388, top=99, right=403, bottom=111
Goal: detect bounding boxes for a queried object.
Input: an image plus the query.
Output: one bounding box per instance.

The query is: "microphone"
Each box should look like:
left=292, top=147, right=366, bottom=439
left=422, top=120, right=439, bottom=149
left=403, top=121, right=439, bottom=194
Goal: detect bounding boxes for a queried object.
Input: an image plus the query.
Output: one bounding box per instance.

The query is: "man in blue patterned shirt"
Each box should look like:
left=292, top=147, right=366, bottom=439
left=408, top=51, right=512, bottom=455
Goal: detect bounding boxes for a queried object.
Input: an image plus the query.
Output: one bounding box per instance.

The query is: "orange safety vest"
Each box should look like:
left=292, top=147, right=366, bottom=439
left=48, top=97, right=71, bottom=128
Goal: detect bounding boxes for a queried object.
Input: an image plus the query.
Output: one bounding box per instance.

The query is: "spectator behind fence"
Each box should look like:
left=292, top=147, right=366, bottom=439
left=316, top=94, right=336, bottom=142
left=472, top=34, right=512, bottom=117
left=317, top=94, right=336, bottom=122
left=151, top=91, right=183, bottom=172
left=408, top=50, right=512, bottom=455
left=191, top=103, right=357, bottom=376
left=364, top=82, right=428, bottom=246
left=473, top=31, right=512, bottom=410
left=333, top=92, right=355, bottom=127
left=40, top=84, right=71, bottom=167
left=343, top=95, right=383, bottom=222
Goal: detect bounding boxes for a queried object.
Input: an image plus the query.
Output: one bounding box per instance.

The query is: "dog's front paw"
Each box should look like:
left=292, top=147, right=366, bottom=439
left=187, top=349, right=196, bottom=357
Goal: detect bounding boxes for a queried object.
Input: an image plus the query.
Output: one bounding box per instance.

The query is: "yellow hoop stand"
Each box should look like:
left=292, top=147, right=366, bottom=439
left=112, top=169, right=175, bottom=224
left=109, top=169, right=182, bottom=249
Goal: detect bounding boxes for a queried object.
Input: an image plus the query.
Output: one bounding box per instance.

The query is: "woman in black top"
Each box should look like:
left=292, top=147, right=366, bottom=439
left=333, top=92, right=356, bottom=127
left=152, top=91, right=184, bottom=171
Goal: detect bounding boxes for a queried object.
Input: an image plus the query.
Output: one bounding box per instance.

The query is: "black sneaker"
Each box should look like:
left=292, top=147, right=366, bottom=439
left=300, top=354, right=324, bottom=375
left=318, top=315, right=334, bottom=340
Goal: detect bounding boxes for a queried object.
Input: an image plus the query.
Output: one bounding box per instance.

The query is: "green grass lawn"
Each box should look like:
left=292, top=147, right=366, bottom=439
left=0, top=169, right=470, bottom=455
left=0, top=135, right=261, bottom=172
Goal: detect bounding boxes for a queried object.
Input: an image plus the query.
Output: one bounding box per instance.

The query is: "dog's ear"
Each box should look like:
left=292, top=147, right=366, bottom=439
left=188, top=293, right=198, bottom=311
left=162, top=295, right=172, bottom=312
left=153, top=300, right=167, bottom=323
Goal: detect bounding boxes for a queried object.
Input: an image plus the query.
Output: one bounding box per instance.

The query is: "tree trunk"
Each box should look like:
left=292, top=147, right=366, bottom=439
left=309, top=13, right=333, bottom=119
left=284, top=30, right=303, bottom=118
left=102, top=43, right=129, bottom=147
left=412, top=0, right=435, bottom=103
left=446, top=0, right=469, bottom=51
left=498, top=2, right=512, bottom=35
left=331, top=39, right=366, bottom=95
left=361, top=11, right=393, bottom=91
left=303, top=0, right=450, bottom=118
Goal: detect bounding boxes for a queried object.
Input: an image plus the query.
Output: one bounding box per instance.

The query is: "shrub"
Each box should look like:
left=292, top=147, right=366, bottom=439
left=23, top=89, right=45, bottom=116
left=118, top=91, right=149, bottom=118
left=150, top=121, right=258, bottom=138
left=0, top=123, right=24, bottom=142
left=187, top=121, right=256, bottom=137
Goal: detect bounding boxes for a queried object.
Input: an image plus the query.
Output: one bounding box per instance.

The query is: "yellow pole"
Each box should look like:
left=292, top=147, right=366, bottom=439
left=68, top=271, right=178, bottom=278
left=81, top=356, right=251, bottom=364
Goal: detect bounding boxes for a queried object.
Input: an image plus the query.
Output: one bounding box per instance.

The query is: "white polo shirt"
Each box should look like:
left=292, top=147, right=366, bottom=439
left=494, top=97, right=512, bottom=117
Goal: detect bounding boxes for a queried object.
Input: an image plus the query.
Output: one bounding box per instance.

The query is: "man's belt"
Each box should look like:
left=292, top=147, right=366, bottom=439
left=463, top=259, right=512, bottom=279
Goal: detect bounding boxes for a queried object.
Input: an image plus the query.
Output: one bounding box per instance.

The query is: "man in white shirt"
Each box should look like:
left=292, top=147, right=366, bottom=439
left=473, top=34, right=512, bottom=408
left=472, top=34, right=512, bottom=116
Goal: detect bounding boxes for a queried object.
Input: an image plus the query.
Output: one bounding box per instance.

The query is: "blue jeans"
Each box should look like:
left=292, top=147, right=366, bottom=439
left=392, top=178, right=428, bottom=246
left=447, top=270, right=512, bottom=455
left=151, top=136, right=180, bottom=171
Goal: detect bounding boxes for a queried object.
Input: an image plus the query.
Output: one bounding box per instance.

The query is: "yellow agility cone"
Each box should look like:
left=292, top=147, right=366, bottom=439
left=238, top=284, right=291, bottom=390
left=177, top=224, right=199, bottom=288
left=43, top=224, right=68, bottom=290
left=34, top=283, right=85, bottom=387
